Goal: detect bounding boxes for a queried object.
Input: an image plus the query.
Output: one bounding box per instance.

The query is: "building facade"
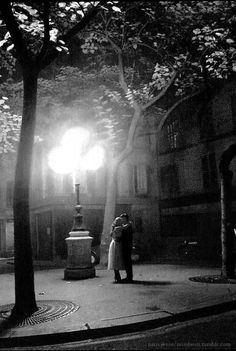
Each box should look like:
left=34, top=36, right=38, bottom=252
left=1, top=79, right=235, bottom=262
left=158, top=80, right=236, bottom=259
left=0, top=153, right=15, bottom=257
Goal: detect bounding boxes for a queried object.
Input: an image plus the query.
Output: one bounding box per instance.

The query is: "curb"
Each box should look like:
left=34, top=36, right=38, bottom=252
left=0, top=300, right=236, bottom=348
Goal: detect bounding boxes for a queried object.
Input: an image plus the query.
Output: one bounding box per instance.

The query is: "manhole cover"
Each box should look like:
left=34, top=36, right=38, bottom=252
left=0, top=300, right=79, bottom=327
left=189, top=275, right=236, bottom=284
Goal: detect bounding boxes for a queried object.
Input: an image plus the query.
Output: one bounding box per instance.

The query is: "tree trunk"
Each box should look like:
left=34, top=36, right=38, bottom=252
left=220, top=170, right=235, bottom=278
left=99, top=103, right=142, bottom=265
left=219, top=143, right=236, bottom=279
left=98, top=61, right=176, bottom=264
left=99, top=160, right=119, bottom=265
left=99, top=141, right=134, bottom=264
left=11, top=67, right=38, bottom=318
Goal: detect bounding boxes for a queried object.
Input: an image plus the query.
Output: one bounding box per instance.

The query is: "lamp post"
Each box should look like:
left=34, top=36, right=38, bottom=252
left=64, top=183, right=95, bottom=280
left=72, top=183, right=84, bottom=231
left=48, top=127, right=105, bottom=280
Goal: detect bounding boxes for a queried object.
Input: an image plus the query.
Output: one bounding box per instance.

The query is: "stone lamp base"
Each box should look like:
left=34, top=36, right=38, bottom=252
left=64, top=266, right=95, bottom=280
left=64, top=231, right=95, bottom=280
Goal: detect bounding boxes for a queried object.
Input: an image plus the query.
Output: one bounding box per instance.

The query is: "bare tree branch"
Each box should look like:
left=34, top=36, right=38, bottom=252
left=219, top=143, right=236, bottom=174
left=105, top=15, right=112, bottom=31
left=78, top=2, right=86, bottom=16
left=141, top=71, right=177, bottom=110
left=105, top=35, right=143, bottom=149
left=36, top=0, right=50, bottom=64
left=125, top=42, right=163, bottom=60
left=157, top=89, right=205, bottom=133
left=104, top=35, right=128, bottom=92
left=61, top=1, right=106, bottom=43
left=138, top=22, right=148, bottom=37
left=39, top=0, right=106, bottom=70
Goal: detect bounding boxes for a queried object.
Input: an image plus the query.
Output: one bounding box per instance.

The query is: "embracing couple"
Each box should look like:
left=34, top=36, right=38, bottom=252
left=107, top=213, right=133, bottom=284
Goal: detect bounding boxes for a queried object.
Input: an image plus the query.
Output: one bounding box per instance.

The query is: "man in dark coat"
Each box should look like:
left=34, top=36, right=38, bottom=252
left=120, top=213, right=133, bottom=283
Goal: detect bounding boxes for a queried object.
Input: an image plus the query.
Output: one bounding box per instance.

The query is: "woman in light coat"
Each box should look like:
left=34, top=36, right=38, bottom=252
left=107, top=217, right=125, bottom=283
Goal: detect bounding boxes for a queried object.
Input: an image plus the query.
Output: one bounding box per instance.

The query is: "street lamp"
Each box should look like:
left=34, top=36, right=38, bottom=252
left=48, top=127, right=105, bottom=280
left=48, top=146, right=75, bottom=174
left=72, top=183, right=84, bottom=231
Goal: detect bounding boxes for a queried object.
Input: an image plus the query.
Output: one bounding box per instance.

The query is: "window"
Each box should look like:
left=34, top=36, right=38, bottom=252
left=134, top=164, right=149, bottom=196
left=161, top=117, right=184, bottom=153
left=201, top=153, right=218, bottom=190
left=167, top=120, right=179, bottom=149
left=160, top=165, right=179, bottom=196
left=6, top=181, right=14, bottom=208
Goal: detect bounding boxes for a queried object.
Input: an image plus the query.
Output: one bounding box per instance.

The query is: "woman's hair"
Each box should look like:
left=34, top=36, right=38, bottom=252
left=120, top=213, right=129, bottom=221
left=114, top=217, right=122, bottom=226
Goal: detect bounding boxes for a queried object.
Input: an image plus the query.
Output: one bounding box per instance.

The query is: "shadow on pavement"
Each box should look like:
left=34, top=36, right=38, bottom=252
left=0, top=316, right=23, bottom=337
left=130, top=280, right=172, bottom=286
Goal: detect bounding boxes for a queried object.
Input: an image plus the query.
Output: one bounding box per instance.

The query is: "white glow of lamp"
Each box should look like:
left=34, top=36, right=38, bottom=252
left=48, top=127, right=91, bottom=175
left=48, top=146, right=75, bottom=174
left=81, top=145, right=105, bottom=171
left=61, top=127, right=90, bottom=155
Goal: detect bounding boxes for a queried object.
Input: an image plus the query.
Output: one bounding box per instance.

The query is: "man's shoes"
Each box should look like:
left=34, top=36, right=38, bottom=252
left=121, top=278, right=133, bottom=284
left=113, top=279, right=122, bottom=284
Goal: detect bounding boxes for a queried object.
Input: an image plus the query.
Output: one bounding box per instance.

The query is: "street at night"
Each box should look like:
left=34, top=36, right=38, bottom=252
left=2, top=311, right=236, bottom=350
left=1, top=1, right=236, bottom=350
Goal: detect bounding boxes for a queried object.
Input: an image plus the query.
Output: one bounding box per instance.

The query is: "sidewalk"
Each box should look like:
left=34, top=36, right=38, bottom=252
left=0, top=263, right=236, bottom=348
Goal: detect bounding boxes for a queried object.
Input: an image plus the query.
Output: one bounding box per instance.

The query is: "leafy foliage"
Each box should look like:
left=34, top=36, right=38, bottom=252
left=0, top=2, right=99, bottom=57
left=0, top=1, right=108, bottom=155
left=160, top=1, right=236, bottom=94
left=0, top=95, right=21, bottom=154
left=0, top=66, right=131, bottom=152
left=1, top=1, right=236, bottom=154
left=77, top=1, right=234, bottom=103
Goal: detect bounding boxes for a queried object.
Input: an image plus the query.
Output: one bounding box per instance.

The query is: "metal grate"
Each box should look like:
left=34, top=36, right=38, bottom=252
left=189, top=275, right=236, bottom=284
left=0, top=300, right=79, bottom=327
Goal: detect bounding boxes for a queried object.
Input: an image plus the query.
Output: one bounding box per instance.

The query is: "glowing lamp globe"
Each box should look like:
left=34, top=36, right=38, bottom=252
left=81, top=145, right=105, bottom=171
left=48, top=146, right=75, bottom=174
left=62, top=127, right=90, bottom=154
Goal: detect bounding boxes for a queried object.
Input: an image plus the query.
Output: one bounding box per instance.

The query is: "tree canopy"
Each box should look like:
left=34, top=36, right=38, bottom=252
left=1, top=1, right=236, bottom=155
